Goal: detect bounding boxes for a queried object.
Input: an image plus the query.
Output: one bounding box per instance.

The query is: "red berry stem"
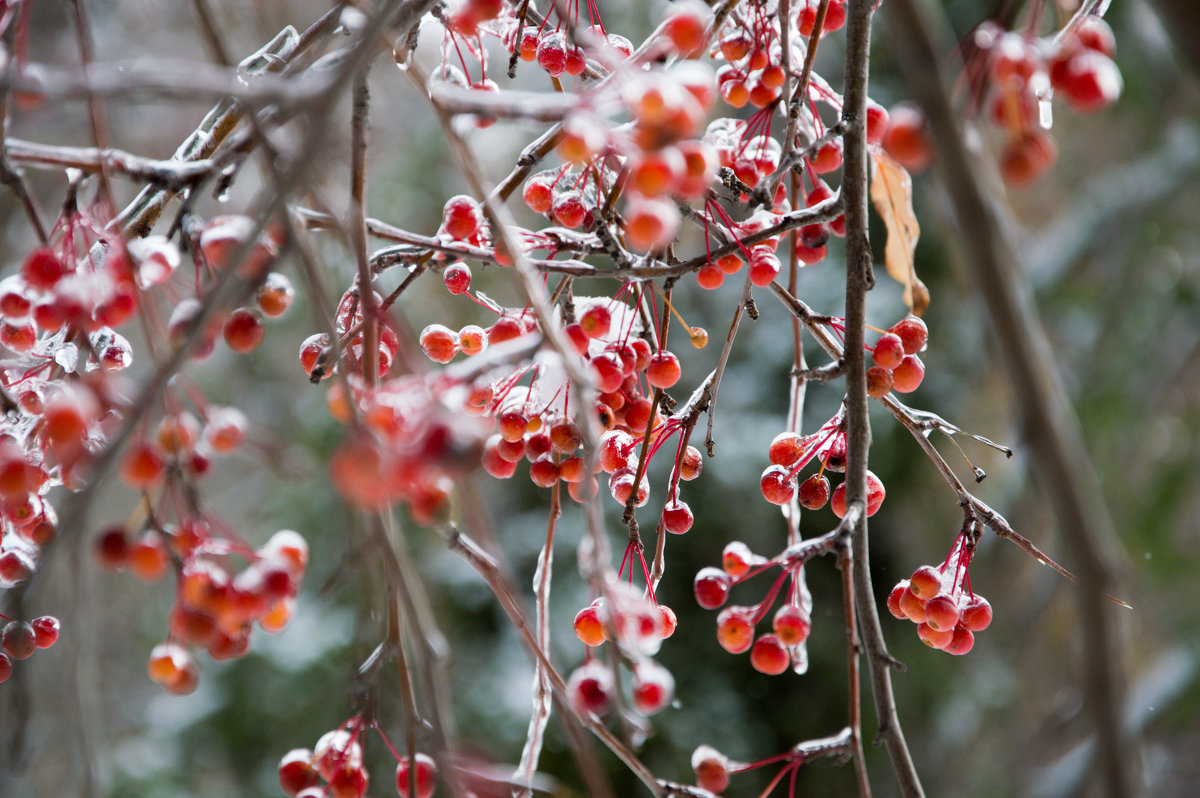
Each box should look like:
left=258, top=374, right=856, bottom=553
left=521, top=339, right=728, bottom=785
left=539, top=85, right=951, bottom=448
left=751, top=568, right=792, bottom=625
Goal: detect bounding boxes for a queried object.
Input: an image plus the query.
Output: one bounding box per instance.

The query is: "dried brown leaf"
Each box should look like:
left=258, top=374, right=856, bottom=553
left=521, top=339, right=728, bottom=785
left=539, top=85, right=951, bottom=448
left=870, top=151, right=929, bottom=316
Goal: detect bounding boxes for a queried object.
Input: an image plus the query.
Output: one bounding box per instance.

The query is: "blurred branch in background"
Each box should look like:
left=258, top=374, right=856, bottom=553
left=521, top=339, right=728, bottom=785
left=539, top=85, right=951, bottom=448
left=1147, top=0, right=1200, bottom=73
left=884, top=1, right=1140, bottom=796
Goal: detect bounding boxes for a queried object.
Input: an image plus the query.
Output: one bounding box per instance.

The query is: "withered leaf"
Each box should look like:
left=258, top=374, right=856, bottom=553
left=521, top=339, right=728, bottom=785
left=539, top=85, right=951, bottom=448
left=869, top=151, right=930, bottom=316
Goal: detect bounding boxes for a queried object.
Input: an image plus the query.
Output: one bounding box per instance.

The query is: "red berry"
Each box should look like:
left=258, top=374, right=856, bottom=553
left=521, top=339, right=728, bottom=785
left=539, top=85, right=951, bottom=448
left=923, top=595, right=961, bottom=632
left=0, top=277, right=31, bottom=317
left=680, top=446, right=703, bottom=480
left=625, top=197, right=680, bottom=252
left=760, top=464, right=796, bottom=505
left=697, top=265, right=724, bottom=289
left=567, top=476, right=599, bottom=503
left=518, top=26, right=539, bottom=60
left=917, top=621, right=954, bottom=650
left=579, top=304, right=612, bottom=339
left=536, top=30, right=568, bottom=77
left=866, top=366, right=894, bottom=399
left=442, top=194, right=482, bottom=240
left=891, top=354, right=925, bottom=393
left=0, top=320, right=36, bottom=353
left=127, top=534, right=169, bottom=582
left=800, top=222, right=829, bottom=250
left=829, top=471, right=885, bottom=518
left=866, top=100, right=889, bottom=147
left=873, top=333, right=905, bottom=370
left=529, top=458, right=560, bottom=488
left=748, top=251, right=781, bottom=287
left=989, top=32, right=1040, bottom=84
left=795, top=240, right=827, bottom=265
left=574, top=603, right=606, bottom=646
left=488, top=315, right=525, bottom=344
left=395, top=753, right=437, bottom=798
left=882, top=103, right=933, bottom=172
left=629, top=148, right=684, bottom=197
left=899, top=588, right=927, bottom=623
left=278, top=749, right=320, bottom=797
left=567, top=661, right=613, bottom=716
left=608, top=467, right=649, bottom=507
left=223, top=308, right=264, bottom=353
left=909, top=565, right=942, bottom=598
left=420, top=324, right=459, bottom=364
left=646, top=351, right=682, bottom=389
left=798, top=473, right=830, bottom=510
left=945, top=627, right=975, bottom=655
left=692, top=745, right=731, bottom=794
left=772, top=604, right=811, bottom=646
left=599, top=430, right=634, bottom=473
left=328, top=765, right=368, bottom=798
left=523, top=174, right=555, bottom=214
left=313, top=730, right=363, bottom=782
left=564, top=47, right=586, bottom=76
left=147, top=642, right=196, bottom=690
left=999, top=130, right=1058, bottom=187
left=1058, top=50, right=1122, bottom=112
left=810, top=140, right=843, bottom=174
left=722, top=541, right=756, bottom=577
left=442, top=262, right=472, bottom=295
left=887, top=582, right=908, bottom=620
left=22, top=247, right=66, bottom=291
left=2, top=620, right=36, bottom=660
left=750, top=633, right=790, bottom=674
left=631, top=661, right=675, bottom=715
left=591, top=352, right=625, bottom=393
left=563, top=322, right=590, bottom=355
left=93, top=526, right=129, bottom=568
left=120, top=443, right=166, bottom=490
left=768, top=432, right=804, bottom=467
left=960, top=595, right=993, bottom=632
left=716, top=253, right=743, bottom=274
left=716, top=605, right=754, bottom=654
left=664, top=0, right=709, bottom=57
left=1075, top=17, right=1116, bottom=57
left=658, top=605, right=678, bottom=639
left=890, top=316, right=928, bottom=354
left=299, top=333, right=331, bottom=378
left=694, top=567, right=733, bottom=610
left=662, top=499, right=694, bottom=534
left=256, top=272, right=294, bottom=317
left=0, top=652, right=10, bottom=683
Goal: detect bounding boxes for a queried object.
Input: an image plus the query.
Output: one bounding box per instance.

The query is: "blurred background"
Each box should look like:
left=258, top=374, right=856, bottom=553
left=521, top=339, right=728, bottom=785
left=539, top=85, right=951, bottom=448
left=1, top=0, right=1198, bottom=796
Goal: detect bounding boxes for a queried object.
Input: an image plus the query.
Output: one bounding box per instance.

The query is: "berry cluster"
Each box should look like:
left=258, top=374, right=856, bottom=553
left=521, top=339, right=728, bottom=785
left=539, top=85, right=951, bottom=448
left=567, top=650, right=677, bottom=719
left=693, top=543, right=811, bottom=676
left=0, top=197, right=297, bottom=687
left=521, top=22, right=631, bottom=77
left=883, top=14, right=1123, bottom=186
left=277, top=719, right=437, bottom=798
left=864, top=315, right=928, bottom=398
left=105, top=526, right=308, bottom=693
left=887, top=534, right=992, bottom=655
left=758, top=411, right=886, bottom=519
left=416, top=293, right=706, bottom=518
left=545, top=60, right=718, bottom=252
left=713, top=0, right=845, bottom=111
left=0, top=614, right=59, bottom=683
left=977, top=16, right=1121, bottom=186
left=571, top=576, right=678, bottom=716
